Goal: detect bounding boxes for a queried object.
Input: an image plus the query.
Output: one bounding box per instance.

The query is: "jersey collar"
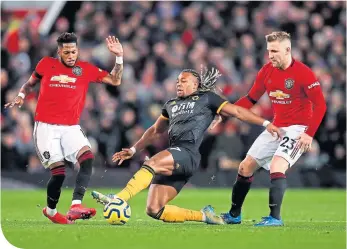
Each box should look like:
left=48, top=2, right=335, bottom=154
left=177, top=90, right=200, bottom=100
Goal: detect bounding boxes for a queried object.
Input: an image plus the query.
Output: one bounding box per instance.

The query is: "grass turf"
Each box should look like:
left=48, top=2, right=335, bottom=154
left=1, top=188, right=346, bottom=249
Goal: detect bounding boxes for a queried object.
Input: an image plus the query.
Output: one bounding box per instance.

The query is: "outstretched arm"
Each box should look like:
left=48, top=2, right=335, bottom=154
left=219, top=103, right=265, bottom=125
left=215, top=67, right=266, bottom=123
left=112, top=115, right=169, bottom=164
left=219, top=102, right=281, bottom=138
left=4, top=76, right=40, bottom=108
left=101, top=36, right=124, bottom=86
left=132, top=115, right=169, bottom=152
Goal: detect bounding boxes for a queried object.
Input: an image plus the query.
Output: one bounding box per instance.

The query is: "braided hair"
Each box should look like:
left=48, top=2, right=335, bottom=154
left=182, top=66, right=222, bottom=92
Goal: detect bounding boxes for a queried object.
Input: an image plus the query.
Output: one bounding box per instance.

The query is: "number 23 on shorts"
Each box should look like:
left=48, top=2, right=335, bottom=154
left=279, top=136, right=296, bottom=150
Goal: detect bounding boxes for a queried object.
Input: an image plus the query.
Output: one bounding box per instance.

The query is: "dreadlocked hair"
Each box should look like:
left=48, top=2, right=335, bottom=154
left=199, top=66, right=222, bottom=92
left=182, top=66, right=222, bottom=92
left=57, top=32, right=78, bottom=47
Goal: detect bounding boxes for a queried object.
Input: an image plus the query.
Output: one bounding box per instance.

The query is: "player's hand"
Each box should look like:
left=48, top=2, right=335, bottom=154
left=4, top=96, right=24, bottom=109
left=266, top=123, right=282, bottom=140
left=209, top=115, right=223, bottom=130
left=112, top=148, right=134, bottom=165
left=106, top=36, right=123, bottom=57
left=296, top=133, right=313, bottom=153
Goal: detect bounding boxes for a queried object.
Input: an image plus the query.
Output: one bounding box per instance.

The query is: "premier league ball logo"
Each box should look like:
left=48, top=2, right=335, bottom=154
left=72, top=66, right=82, bottom=76
left=285, top=78, right=294, bottom=90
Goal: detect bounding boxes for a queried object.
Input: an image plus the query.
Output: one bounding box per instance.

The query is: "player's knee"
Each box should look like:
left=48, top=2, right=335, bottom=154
left=77, top=150, right=94, bottom=164
left=270, top=156, right=289, bottom=174
left=77, top=151, right=94, bottom=177
left=144, top=159, right=159, bottom=173
left=238, top=159, right=255, bottom=177
left=146, top=204, right=163, bottom=219
left=77, top=146, right=91, bottom=158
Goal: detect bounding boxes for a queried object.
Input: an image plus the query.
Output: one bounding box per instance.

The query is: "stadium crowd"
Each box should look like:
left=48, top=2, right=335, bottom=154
left=1, top=2, right=345, bottom=187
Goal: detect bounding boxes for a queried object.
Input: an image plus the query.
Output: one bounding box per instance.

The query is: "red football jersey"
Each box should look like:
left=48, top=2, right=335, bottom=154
left=32, top=57, right=108, bottom=125
left=236, top=59, right=326, bottom=136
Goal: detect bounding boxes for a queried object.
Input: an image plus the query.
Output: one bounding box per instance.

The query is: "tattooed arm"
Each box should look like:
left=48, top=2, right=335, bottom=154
left=101, top=35, right=124, bottom=86
left=4, top=76, right=40, bottom=108
left=110, top=62, right=123, bottom=86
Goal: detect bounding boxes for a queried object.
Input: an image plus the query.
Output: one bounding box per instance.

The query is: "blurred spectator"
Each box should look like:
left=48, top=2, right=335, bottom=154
left=299, top=139, right=329, bottom=187
left=1, top=130, right=25, bottom=171
left=210, top=119, right=244, bottom=171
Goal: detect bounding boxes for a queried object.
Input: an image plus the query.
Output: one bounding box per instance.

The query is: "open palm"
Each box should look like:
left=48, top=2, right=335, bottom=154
left=106, top=36, right=123, bottom=56
left=112, top=148, right=134, bottom=165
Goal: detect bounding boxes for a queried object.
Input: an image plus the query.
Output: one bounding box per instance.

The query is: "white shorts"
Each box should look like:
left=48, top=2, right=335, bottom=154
left=247, top=125, right=307, bottom=170
left=33, top=121, right=91, bottom=168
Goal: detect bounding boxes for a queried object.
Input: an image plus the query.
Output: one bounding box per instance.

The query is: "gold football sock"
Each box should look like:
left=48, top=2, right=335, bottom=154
left=116, top=165, right=155, bottom=201
left=158, top=205, right=203, bottom=223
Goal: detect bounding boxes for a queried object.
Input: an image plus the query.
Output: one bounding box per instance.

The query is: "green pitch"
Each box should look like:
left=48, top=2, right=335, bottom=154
left=1, top=189, right=346, bottom=249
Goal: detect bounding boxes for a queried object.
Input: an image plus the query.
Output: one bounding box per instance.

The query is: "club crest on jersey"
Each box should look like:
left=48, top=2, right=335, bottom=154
left=72, top=66, right=82, bottom=76
left=43, top=151, right=50, bottom=159
left=192, top=96, right=199, bottom=101
left=284, top=78, right=294, bottom=90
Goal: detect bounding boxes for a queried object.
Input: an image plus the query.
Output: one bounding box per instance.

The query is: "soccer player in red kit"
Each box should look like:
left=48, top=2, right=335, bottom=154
left=219, top=31, right=327, bottom=226
left=5, top=32, right=124, bottom=224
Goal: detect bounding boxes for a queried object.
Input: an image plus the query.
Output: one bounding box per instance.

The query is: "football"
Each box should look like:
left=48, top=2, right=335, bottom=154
left=103, top=197, right=131, bottom=225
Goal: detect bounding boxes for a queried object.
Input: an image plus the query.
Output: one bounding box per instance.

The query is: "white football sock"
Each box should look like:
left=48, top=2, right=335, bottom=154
left=46, top=207, right=57, bottom=216
left=72, top=200, right=82, bottom=205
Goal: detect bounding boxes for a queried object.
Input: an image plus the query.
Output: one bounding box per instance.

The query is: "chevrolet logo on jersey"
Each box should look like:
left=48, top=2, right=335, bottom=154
left=50, top=75, right=77, bottom=84
left=269, top=90, right=290, bottom=100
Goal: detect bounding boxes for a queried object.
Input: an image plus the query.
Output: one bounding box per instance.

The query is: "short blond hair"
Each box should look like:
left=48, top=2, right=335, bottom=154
left=265, top=31, right=291, bottom=42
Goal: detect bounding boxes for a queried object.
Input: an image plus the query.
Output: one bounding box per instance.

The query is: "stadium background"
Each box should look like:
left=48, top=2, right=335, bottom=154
left=1, top=1, right=346, bottom=189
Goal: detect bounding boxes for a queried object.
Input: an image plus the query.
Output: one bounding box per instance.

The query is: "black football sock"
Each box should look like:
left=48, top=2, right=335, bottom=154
left=72, top=151, right=94, bottom=202
left=47, top=165, right=65, bottom=209
left=269, top=172, right=287, bottom=220
left=229, top=174, right=254, bottom=217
